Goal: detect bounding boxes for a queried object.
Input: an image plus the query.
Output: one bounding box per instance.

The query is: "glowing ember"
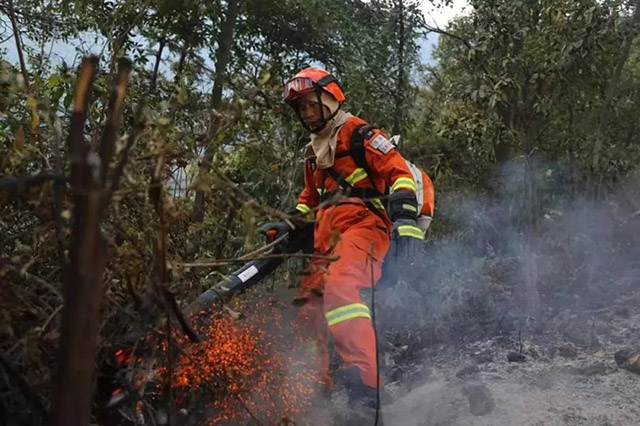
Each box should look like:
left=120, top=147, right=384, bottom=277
left=155, top=299, right=325, bottom=424
left=114, top=348, right=133, bottom=365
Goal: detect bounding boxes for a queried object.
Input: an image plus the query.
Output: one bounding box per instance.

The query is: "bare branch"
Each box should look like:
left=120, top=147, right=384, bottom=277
left=108, top=101, right=147, bottom=201
left=177, top=252, right=339, bottom=269
left=422, top=22, right=472, bottom=49
left=0, top=354, right=48, bottom=420
left=2, top=263, right=63, bottom=301
left=5, top=0, right=30, bottom=91
left=0, top=172, right=67, bottom=191
left=100, top=58, right=132, bottom=186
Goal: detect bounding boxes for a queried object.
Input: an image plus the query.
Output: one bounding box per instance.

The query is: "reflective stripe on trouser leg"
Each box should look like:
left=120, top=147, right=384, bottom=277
left=325, top=303, right=371, bottom=326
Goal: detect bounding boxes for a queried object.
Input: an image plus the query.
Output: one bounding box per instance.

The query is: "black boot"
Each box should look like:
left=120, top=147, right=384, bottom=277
left=338, top=367, right=384, bottom=426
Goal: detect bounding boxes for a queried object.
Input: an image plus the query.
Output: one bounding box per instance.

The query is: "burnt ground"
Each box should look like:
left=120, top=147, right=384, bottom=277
left=224, top=271, right=640, bottom=426
left=93, top=271, right=640, bottom=425
left=378, top=299, right=640, bottom=425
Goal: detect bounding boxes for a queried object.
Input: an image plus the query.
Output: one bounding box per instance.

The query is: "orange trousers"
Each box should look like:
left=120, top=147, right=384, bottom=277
left=294, top=202, right=389, bottom=389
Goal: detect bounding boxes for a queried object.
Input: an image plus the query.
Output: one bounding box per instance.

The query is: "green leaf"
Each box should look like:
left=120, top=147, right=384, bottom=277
left=63, top=93, right=73, bottom=110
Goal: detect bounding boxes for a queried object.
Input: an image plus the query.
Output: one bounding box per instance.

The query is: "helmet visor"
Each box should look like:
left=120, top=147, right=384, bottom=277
left=283, top=77, right=315, bottom=101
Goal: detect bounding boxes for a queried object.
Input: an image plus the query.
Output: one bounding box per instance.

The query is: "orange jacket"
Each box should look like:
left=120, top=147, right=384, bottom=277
left=295, top=116, right=418, bottom=228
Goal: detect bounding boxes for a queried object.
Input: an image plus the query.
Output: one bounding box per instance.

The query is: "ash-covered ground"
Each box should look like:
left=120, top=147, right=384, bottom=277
left=383, top=303, right=640, bottom=426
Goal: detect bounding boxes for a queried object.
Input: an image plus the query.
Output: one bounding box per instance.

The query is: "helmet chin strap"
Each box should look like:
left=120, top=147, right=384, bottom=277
left=291, top=88, right=341, bottom=132
left=307, top=88, right=340, bottom=133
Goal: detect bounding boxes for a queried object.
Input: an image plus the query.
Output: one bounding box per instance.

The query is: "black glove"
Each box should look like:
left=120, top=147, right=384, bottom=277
left=387, top=190, right=423, bottom=265
left=258, top=221, right=292, bottom=243
left=259, top=219, right=314, bottom=254
left=392, top=218, right=424, bottom=262
left=388, top=190, right=419, bottom=222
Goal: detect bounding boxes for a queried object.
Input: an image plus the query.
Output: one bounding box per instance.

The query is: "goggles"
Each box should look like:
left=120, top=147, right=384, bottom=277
left=283, top=74, right=339, bottom=101
left=283, top=77, right=315, bottom=101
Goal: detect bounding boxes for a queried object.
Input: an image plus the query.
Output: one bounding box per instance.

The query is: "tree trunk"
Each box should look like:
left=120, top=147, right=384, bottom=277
left=52, top=58, right=105, bottom=426
left=522, top=153, right=541, bottom=323
left=109, top=35, right=126, bottom=80
left=392, top=0, right=405, bottom=140
left=192, top=0, right=240, bottom=223
left=493, top=139, right=512, bottom=165
left=52, top=58, right=131, bottom=426
left=174, top=41, right=189, bottom=83
left=151, top=38, right=166, bottom=91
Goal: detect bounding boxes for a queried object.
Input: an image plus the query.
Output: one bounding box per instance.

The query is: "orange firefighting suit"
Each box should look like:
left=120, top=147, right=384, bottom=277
left=293, top=116, right=418, bottom=389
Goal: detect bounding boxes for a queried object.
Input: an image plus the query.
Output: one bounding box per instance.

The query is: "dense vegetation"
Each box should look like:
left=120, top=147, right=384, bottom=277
left=1, top=0, right=639, bottom=424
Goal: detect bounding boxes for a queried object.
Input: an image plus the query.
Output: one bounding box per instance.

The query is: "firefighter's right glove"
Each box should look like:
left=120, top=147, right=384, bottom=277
left=258, top=221, right=292, bottom=243
left=388, top=190, right=424, bottom=263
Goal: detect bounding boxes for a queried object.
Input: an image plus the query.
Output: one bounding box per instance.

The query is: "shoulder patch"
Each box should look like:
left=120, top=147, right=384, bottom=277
left=370, top=134, right=394, bottom=154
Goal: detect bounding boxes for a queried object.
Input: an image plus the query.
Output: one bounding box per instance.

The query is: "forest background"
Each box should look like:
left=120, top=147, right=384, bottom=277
left=1, top=0, right=640, bottom=424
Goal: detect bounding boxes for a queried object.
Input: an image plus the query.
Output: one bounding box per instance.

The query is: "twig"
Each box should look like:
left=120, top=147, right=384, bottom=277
left=52, top=116, right=64, bottom=170
left=5, top=0, right=30, bottom=91
left=106, top=220, right=148, bottom=258
left=238, top=233, right=288, bottom=259
left=0, top=172, right=67, bottom=190
left=161, top=287, right=200, bottom=343
left=41, top=304, right=64, bottom=334
left=211, top=170, right=291, bottom=221
left=420, top=22, right=497, bottom=87
left=52, top=181, right=67, bottom=273
left=100, top=58, right=132, bottom=186
left=68, top=57, right=97, bottom=186
left=177, top=252, right=339, bottom=269
left=49, top=109, right=65, bottom=270
left=107, top=101, right=146, bottom=203
left=422, top=23, right=472, bottom=49
left=0, top=354, right=48, bottom=419
left=151, top=38, right=165, bottom=91
left=144, top=147, right=296, bottom=225
left=3, top=264, right=63, bottom=301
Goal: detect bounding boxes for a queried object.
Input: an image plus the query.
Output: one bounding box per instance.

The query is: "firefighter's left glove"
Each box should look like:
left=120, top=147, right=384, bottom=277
left=388, top=190, right=423, bottom=263
left=258, top=221, right=292, bottom=243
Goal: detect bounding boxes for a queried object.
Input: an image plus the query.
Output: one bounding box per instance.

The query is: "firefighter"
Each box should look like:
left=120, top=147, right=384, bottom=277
left=262, top=67, right=424, bottom=419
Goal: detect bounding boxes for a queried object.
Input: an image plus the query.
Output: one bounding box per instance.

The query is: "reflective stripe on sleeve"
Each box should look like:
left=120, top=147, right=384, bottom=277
left=397, top=224, right=424, bottom=240
left=345, top=168, right=369, bottom=186
left=391, top=177, right=417, bottom=192
left=325, top=303, right=371, bottom=326
left=296, top=203, right=311, bottom=214
left=296, top=203, right=315, bottom=219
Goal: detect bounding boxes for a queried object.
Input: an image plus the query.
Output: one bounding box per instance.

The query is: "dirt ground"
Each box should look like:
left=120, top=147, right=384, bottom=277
left=385, top=354, right=640, bottom=425
left=382, top=310, right=640, bottom=426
